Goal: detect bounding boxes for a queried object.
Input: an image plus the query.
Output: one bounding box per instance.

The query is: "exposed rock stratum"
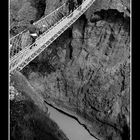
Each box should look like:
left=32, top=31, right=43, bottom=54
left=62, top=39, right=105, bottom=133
left=10, top=0, right=130, bottom=140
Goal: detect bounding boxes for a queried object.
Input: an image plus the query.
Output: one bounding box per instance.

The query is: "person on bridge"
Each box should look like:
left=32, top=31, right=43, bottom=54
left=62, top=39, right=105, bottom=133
left=76, top=0, right=83, bottom=10
left=27, top=20, right=41, bottom=44
left=67, top=0, right=76, bottom=17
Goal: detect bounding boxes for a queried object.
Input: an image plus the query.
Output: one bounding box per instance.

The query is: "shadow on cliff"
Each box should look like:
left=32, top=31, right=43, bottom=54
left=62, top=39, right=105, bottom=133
left=10, top=99, right=69, bottom=140
left=20, top=7, right=130, bottom=140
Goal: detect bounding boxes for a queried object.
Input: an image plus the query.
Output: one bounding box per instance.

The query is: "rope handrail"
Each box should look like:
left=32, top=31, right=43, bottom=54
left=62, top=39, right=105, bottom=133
left=10, top=2, right=66, bottom=41
left=10, top=13, right=68, bottom=63
left=10, top=0, right=96, bottom=73
left=10, top=2, right=67, bottom=60
left=34, top=2, right=66, bottom=26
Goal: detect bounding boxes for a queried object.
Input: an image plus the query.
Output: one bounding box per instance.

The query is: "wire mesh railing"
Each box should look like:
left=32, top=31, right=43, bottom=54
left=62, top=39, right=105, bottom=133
left=10, top=0, right=95, bottom=73
left=10, top=3, right=66, bottom=60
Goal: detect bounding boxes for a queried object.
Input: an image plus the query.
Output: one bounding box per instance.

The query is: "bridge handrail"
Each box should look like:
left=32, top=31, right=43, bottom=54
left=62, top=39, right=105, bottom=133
left=10, top=0, right=96, bottom=73
left=10, top=2, right=66, bottom=42
left=10, top=2, right=66, bottom=59
left=34, top=2, right=66, bottom=26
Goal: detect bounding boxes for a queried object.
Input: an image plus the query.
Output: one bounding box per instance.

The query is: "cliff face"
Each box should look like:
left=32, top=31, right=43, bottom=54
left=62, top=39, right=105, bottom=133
left=21, top=4, right=130, bottom=140
left=10, top=99, right=69, bottom=140
left=10, top=0, right=67, bottom=37
left=10, top=0, right=130, bottom=36
left=10, top=0, right=130, bottom=139
left=10, top=71, right=69, bottom=140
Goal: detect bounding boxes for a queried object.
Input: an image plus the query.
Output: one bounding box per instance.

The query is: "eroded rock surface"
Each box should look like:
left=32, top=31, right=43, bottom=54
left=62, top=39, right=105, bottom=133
left=10, top=71, right=69, bottom=140
left=21, top=5, right=130, bottom=140
left=10, top=0, right=130, bottom=139
left=10, top=0, right=130, bottom=37
left=10, top=0, right=63, bottom=36
left=10, top=99, right=69, bottom=140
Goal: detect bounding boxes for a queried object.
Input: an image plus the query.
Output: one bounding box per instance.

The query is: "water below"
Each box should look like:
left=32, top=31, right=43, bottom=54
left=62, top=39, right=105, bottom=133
left=11, top=71, right=98, bottom=140
left=45, top=103, right=97, bottom=140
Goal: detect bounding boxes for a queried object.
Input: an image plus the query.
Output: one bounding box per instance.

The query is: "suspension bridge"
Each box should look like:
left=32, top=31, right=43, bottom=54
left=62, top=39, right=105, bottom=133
left=9, top=0, right=95, bottom=73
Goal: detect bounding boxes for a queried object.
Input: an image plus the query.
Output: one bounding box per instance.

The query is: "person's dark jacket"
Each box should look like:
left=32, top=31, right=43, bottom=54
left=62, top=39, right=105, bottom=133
left=67, top=0, right=75, bottom=13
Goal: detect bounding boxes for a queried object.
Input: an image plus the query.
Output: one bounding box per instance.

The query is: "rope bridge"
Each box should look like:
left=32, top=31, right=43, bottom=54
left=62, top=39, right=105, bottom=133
left=9, top=0, right=95, bottom=73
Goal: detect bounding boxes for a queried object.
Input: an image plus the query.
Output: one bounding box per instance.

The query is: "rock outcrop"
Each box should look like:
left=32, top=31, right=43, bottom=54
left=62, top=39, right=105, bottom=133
left=10, top=99, right=69, bottom=140
left=10, top=71, right=69, bottom=140
left=10, top=0, right=67, bottom=37
left=10, top=0, right=130, bottom=139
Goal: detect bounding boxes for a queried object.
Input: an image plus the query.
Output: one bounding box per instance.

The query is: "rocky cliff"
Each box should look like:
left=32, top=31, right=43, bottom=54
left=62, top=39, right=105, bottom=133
left=10, top=98, right=69, bottom=140
left=10, top=0, right=130, bottom=140
left=10, top=0, right=65, bottom=37
left=10, top=71, right=69, bottom=140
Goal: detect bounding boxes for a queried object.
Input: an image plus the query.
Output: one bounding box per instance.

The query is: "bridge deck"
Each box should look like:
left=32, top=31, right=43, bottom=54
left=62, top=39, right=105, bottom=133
left=10, top=0, right=95, bottom=73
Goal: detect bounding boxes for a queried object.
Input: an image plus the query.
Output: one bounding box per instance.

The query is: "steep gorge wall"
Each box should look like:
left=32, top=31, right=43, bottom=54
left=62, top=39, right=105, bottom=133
left=10, top=0, right=65, bottom=36
left=10, top=0, right=130, bottom=36
left=10, top=0, right=130, bottom=139
left=21, top=4, right=130, bottom=140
